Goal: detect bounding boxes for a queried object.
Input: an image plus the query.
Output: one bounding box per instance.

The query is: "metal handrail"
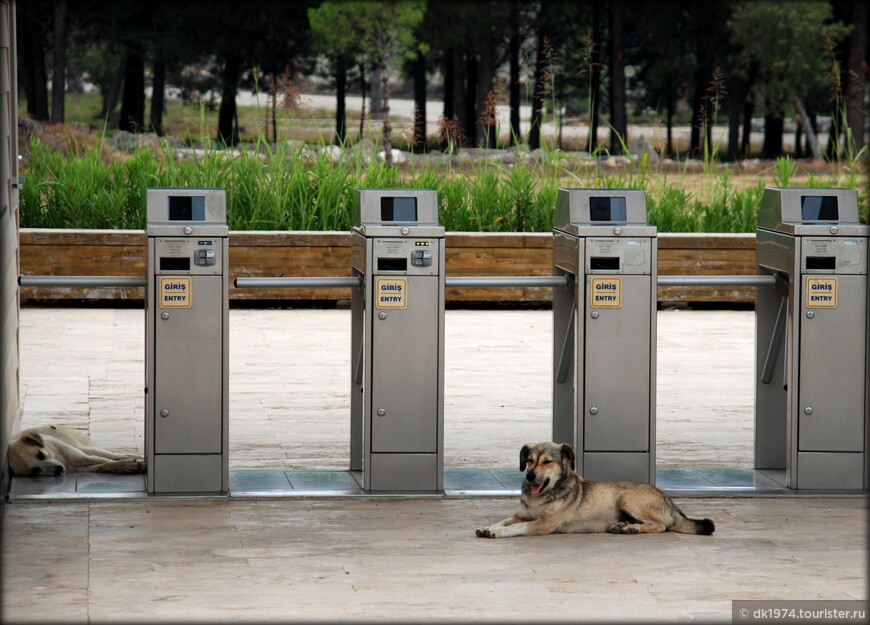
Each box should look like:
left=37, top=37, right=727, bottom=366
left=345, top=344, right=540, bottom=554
left=234, top=277, right=361, bottom=289
left=658, top=275, right=776, bottom=287
left=22, top=274, right=779, bottom=290
left=19, top=276, right=147, bottom=288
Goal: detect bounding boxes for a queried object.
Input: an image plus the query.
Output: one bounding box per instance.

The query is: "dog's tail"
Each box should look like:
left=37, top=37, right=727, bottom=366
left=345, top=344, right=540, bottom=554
left=672, top=512, right=715, bottom=535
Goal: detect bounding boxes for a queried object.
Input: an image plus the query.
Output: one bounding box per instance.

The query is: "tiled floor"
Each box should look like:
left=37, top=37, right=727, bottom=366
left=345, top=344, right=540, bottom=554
left=4, top=307, right=867, bottom=622
left=3, top=495, right=867, bottom=623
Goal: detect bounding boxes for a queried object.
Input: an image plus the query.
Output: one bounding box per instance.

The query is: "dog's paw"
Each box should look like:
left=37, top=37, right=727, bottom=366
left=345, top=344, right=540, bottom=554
left=476, top=527, right=497, bottom=538
left=608, top=522, right=639, bottom=534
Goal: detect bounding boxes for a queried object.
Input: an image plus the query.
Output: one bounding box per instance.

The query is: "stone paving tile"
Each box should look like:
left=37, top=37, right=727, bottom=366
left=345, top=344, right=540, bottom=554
left=2, top=498, right=866, bottom=622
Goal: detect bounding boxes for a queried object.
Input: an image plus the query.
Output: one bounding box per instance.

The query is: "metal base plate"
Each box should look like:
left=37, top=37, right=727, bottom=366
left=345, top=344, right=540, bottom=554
left=7, top=467, right=867, bottom=502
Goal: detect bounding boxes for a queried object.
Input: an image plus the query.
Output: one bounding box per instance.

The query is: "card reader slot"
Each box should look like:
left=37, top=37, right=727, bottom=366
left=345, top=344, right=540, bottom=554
left=805, top=256, right=836, bottom=270
left=590, top=257, right=620, bottom=270
left=160, top=257, right=191, bottom=271
left=378, top=258, right=408, bottom=271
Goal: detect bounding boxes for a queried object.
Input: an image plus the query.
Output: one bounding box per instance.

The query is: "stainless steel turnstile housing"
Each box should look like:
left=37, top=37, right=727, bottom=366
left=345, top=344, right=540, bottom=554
left=145, top=188, right=229, bottom=494
left=552, top=189, right=657, bottom=483
left=755, top=187, right=869, bottom=489
left=350, top=189, right=445, bottom=492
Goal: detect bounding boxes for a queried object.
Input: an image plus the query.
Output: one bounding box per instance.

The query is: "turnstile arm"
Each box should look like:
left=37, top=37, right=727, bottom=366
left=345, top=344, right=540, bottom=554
left=445, top=276, right=570, bottom=288
left=760, top=295, right=788, bottom=386
left=19, top=275, right=148, bottom=287
left=234, top=276, right=362, bottom=289
left=235, top=274, right=777, bottom=290
left=555, top=304, right=575, bottom=384
left=657, top=275, right=777, bottom=287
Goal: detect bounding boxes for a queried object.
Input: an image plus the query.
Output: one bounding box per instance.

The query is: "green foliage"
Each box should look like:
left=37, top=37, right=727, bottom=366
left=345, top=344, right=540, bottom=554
left=728, top=1, right=851, bottom=115
left=19, top=136, right=866, bottom=233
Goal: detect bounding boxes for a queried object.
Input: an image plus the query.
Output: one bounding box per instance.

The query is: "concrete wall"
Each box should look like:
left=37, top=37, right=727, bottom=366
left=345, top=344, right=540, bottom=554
left=0, top=0, right=19, bottom=498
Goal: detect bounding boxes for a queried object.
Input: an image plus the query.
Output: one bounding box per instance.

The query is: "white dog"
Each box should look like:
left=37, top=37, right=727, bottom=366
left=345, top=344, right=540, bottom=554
left=8, top=425, right=145, bottom=476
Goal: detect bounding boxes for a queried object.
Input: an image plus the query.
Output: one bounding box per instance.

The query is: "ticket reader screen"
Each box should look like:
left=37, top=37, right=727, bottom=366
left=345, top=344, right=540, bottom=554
left=590, top=196, right=627, bottom=222
left=169, top=196, right=206, bottom=221
left=800, top=196, right=838, bottom=221
left=381, top=197, right=418, bottom=222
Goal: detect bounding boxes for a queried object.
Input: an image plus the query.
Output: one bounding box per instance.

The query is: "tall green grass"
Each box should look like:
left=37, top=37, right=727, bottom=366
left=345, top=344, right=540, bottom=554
left=19, top=134, right=867, bottom=232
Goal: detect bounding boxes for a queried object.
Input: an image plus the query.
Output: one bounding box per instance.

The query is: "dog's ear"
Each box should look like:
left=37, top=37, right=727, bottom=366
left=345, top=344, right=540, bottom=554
left=560, top=443, right=575, bottom=471
left=23, top=433, right=44, bottom=448
left=519, top=445, right=531, bottom=471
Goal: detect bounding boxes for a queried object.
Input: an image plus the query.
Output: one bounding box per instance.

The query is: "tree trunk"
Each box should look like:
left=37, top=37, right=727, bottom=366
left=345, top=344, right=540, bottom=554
left=358, top=63, right=366, bottom=140
left=763, top=114, right=784, bottom=158
left=19, top=2, right=50, bottom=121
left=118, top=44, right=145, bottom=132
left=528, top=31, right=546, bottom=151
left=689, top=67, right=707, bottom=156
left=826, top=98, right=844, bottom=159
left=335, top=56, right=347, bottom=145
left=475, top=40, right=496, bottom=148
left=150, top=59, right=166, bottom=136
left=665, top=78, right=674, bottom=157
left=50, top=0, right=68, bottom=124
left=97, top=56, right=125, bottom=121
left=216, top=55, right=241, bottom=145
left=381, top=67, right=392, bottom=166
left=795, top=121, right=804, bottom=157
left=587, top=3, right=602, bottom=153
left=739, top=63, right=758, bottom=158
left=740, top=96, right=754, bottom=158
left=413, top=52, right=426, bottom=152
left=508, top=8, right=522, bottom=145
left=792, top=95, right=822, bottom=160
left=464, top=52, right=477, bottom=145
left=846, top=0, right=867, bottom=157
left=451, top=47, right=467, bottom=144
left=370, top=67, right=383, bottom=116
left=270, top=86, right=277, bottom=143
left=608, top=0, right=627, bottom=154
left=443, top=49, right=454, bottom=121
left=726, top=76, right=745, bottom=161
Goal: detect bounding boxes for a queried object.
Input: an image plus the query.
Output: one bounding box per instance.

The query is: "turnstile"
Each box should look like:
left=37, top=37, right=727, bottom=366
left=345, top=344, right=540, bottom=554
left=755, top=187, right=869, bottom=489
left=552, top=189, right=657, bottom=483
left=145, top=188, right=229, bottom=494
left=350, top=189, right=445, bottom=492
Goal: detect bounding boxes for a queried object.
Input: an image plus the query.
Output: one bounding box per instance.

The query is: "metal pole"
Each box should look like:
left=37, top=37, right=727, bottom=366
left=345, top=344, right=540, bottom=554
left=657, top=275, right=776, bottom=287
left=445, top=276, right=570, bottom=288
left=19, top=275, right=148, bottom=288
left=555, top=303, right=575, bottom=384
left=234, top=277, right=361, bottom=289
left=22, top=274, right=778, bottom=290
left=761, top=295, right=788, bottom=385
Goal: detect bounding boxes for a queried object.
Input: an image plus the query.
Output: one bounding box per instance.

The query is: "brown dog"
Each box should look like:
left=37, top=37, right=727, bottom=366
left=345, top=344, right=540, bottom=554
left=7, top=425, right=145, bottom=477
left=476, top=442, right=714, bottom=538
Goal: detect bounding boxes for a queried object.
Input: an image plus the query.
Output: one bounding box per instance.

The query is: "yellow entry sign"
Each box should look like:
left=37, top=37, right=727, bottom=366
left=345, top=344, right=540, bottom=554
left=159, top=277, right=192, bottom=308
left=590, top=277, right=622, bottom=308
left=376, top=277, right=408, bottom=309
left=805, top=277, right=837, bottom=309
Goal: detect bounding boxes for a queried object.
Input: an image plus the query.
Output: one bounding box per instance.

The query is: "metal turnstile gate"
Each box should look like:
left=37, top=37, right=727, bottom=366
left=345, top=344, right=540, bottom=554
left=552, top=188, right=657, bottom=483
left=756, top=187, right=869, bottom=489
left=145, top=188, right=229, bottom=494
left=350, top=189, right=445, bottom=492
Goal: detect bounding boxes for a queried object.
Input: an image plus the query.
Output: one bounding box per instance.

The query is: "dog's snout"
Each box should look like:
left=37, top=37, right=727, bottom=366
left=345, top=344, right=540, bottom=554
left=54, top=465, right=65, bottom=476
left=525, top=470, right=536, bottom=483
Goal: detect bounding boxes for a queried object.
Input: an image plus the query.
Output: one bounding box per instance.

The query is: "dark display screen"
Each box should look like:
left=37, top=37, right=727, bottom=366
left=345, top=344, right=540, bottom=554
left=168, top=196, right=206, bottom=221
left=381, top=197, right=418, bottom=222
left=589, top=196, right=627, bottom=222
left=800, top=195, right=838, bottom=221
